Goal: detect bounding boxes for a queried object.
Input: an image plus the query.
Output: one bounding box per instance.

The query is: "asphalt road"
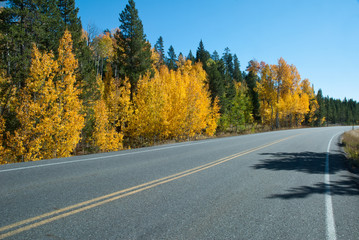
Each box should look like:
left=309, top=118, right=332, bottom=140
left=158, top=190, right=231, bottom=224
left=0, top=126, right=358, bottom=239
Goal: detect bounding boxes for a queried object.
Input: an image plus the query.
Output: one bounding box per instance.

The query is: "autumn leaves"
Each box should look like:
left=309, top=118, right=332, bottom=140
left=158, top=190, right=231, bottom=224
left=0, top=0, right=320, bottom=164
left=4, top=31, right=84, bottom=162
left=131, top=62, right=220, bottom=141
left=0, top=30, right=220, bottom=163
left=254, top=58, right=318, bottom=129
left=92, top=56, right=220, bottom=152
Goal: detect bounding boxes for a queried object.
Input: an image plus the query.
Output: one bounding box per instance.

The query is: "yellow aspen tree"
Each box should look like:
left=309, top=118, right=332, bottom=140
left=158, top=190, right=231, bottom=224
left=130, top=60, right=219, bottom=142
left=8, top=45, right=59, bottom=161
left=93, top=98, right=123, bottom=152
left=256, top=63, right=277, bottom=127
left=206, top=97, right=221, bottom=136
left=257, top=58, right=315, bottom=128
left=162, top=66, right=187, bottom=138
left=92, top=70, right=129, bottom=152
left=301, top=79, right=318, bottom=124
left=130, top=70, right=165, bottom=141
left=53, top=30, right=84, bottom=158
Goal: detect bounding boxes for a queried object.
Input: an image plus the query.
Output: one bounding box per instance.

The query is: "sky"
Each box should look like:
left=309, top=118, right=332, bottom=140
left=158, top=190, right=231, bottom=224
left=75, top=0, right=359, bottom=101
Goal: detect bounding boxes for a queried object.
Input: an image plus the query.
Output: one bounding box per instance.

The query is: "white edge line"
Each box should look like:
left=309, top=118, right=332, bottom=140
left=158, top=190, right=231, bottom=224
left=325, top=132, right=341, bottom=240
left=0, top=141, right=209, bottom=173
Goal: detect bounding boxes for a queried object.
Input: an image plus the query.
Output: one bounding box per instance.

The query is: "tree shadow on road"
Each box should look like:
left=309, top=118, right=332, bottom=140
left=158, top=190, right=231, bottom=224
left=266, top=176, right=359, bottom=199
left=251, top=150, right=359, bottom=199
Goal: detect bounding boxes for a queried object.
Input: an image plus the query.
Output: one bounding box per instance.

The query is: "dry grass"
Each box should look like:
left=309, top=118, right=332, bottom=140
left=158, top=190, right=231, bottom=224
left=342, top=129, right=359, bottom=168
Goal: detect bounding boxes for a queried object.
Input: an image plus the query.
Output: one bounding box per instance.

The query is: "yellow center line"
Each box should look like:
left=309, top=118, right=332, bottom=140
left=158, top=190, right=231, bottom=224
left=0, top=134, right=301, bottom=239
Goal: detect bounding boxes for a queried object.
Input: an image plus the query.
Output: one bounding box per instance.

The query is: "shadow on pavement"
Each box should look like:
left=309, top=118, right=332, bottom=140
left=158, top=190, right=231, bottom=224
left=251, top=150, right=359, bottom=199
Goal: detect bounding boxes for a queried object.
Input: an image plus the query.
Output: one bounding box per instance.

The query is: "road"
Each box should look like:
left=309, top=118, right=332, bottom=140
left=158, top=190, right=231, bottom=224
left=0, top=126, right=358, bottom=239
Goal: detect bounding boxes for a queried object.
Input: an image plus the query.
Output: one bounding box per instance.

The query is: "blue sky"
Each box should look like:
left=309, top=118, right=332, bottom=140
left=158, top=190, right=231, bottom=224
left=76, top=0, right=359, bottom=101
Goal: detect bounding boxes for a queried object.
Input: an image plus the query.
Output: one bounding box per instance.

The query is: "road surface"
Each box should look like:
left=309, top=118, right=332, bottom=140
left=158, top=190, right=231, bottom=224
left=0, top=126, right=358, bottom=239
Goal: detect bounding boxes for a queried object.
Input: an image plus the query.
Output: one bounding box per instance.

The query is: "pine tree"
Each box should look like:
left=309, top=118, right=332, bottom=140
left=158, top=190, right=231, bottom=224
left=222, top=48, right=236, bottom=107
left=233, top=54, right=242, bottom=82
left=115, top=0, right=152, bottom=101
left=58, top=0, right=82, bottom=47
left=195, top=40, right=210, bottom=70
left=187, top=50, right=195, bottom=63
left=166, top=45, right=177, bottom=70
left=223, top=47, right=234, bottom=78
left=154, top=36, right=165, bottom=64
left=0, top=0, right=38, bottom=86
left=315, top=89, right=326, bottom=126
left=245, top=70, right=260, bottom=121
left=212, top=51, right=220, bottom=61
left=206, top=58, right=225, bottom=106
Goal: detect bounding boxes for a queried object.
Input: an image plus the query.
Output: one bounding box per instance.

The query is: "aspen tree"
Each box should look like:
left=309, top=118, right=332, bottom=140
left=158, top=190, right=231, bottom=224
left=54, top=30, right=84, bottom=157
left=8, top=45, right=59, bottom=161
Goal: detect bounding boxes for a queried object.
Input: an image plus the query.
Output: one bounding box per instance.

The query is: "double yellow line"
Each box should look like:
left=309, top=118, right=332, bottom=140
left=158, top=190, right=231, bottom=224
left=0, top=134, right=299, bottom=239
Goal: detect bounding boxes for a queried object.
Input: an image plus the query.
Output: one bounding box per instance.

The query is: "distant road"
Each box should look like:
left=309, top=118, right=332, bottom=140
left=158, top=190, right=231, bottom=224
left=0, top=126, right=358, bottom=239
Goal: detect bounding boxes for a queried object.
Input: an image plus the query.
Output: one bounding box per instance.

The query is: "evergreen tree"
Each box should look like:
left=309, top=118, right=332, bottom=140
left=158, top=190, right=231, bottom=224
left=187, top=50, right=195, bottom=63
left=166, top=45, right=177, bottom=70
left=223, top=47, right=234, bottom=78
left=314, top=89, right=326, bottom=126
left=58, top=0, right=82, bottom=42
left=245, top=70, right=260, bottom=121
left=221, top=48, right=236, bottom=105
left=33, top=0, right=63, bottom=53
left=233, top=54, right=243, bottom=82
left=0, top=0, right=39, bottom=86
left=115, top=0, right=152, bottom=100
left=154, top=36, right=165, bottom=64
left=195, top=40, right=210, bottom=70
left=207, top=59, right=225, bottom=107
left=212, top=51, right=220, bottom=61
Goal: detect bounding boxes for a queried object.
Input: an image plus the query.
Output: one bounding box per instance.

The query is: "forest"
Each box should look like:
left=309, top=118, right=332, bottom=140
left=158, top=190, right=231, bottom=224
left=0, top=0, right=358, bottom=164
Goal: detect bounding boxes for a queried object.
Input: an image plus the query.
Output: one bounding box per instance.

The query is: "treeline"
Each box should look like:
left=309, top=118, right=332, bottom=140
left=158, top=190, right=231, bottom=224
left=316, top=90, right=359, bottom=125
left=0, top=0, right=358, bottom=163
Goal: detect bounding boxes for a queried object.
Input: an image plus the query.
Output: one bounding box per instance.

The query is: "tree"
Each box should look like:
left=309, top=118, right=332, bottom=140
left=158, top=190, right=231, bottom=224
left=129, top=62, right=220, bottom=142
left=223, top=47, right=234, bottom=78
left=115, top=0, right=152, bottom=101
left=187, top=50, right=195, bottom=63
left=230, top=83, right=253, bottom=132
left=166, top=45, right=177, bottom=70
left=195, top=40, right=210, bottom=70
left=233, top=54, right=242, bottom=82
left=245, top=67, right=260, bottom=121
left=91, top=32, right=114, bottom=76
left=92, top=70, right=129, bottom=152
left=49, top=30, right=85, bottom=157
left=8, top=31, right=84, bottom=162
left=58, top=0, right=82, bottom=47
left=206, top=58, right=225, bottom=106
left=212, top=51, right=220, bottom=61
left=314, top=89, right=326, bottom=126
left=256, top=57, right=315, bottom=129
left=154, top=36, right=165, bottom=65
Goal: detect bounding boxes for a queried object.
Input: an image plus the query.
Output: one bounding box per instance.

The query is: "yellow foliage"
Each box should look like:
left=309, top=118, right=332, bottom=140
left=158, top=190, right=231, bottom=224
left=93, top=98, right=123, bottom=152
left=91, top=32, right=114, bottom=60
left=8, top=31, right=84, bottom=162
left=256, top=58, right=315, bottom=128
left=54, top=30, right=85, bottom=158
left=129, top=61, right=219, bottom=141
left=92, top=69, right=131, bottom=152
